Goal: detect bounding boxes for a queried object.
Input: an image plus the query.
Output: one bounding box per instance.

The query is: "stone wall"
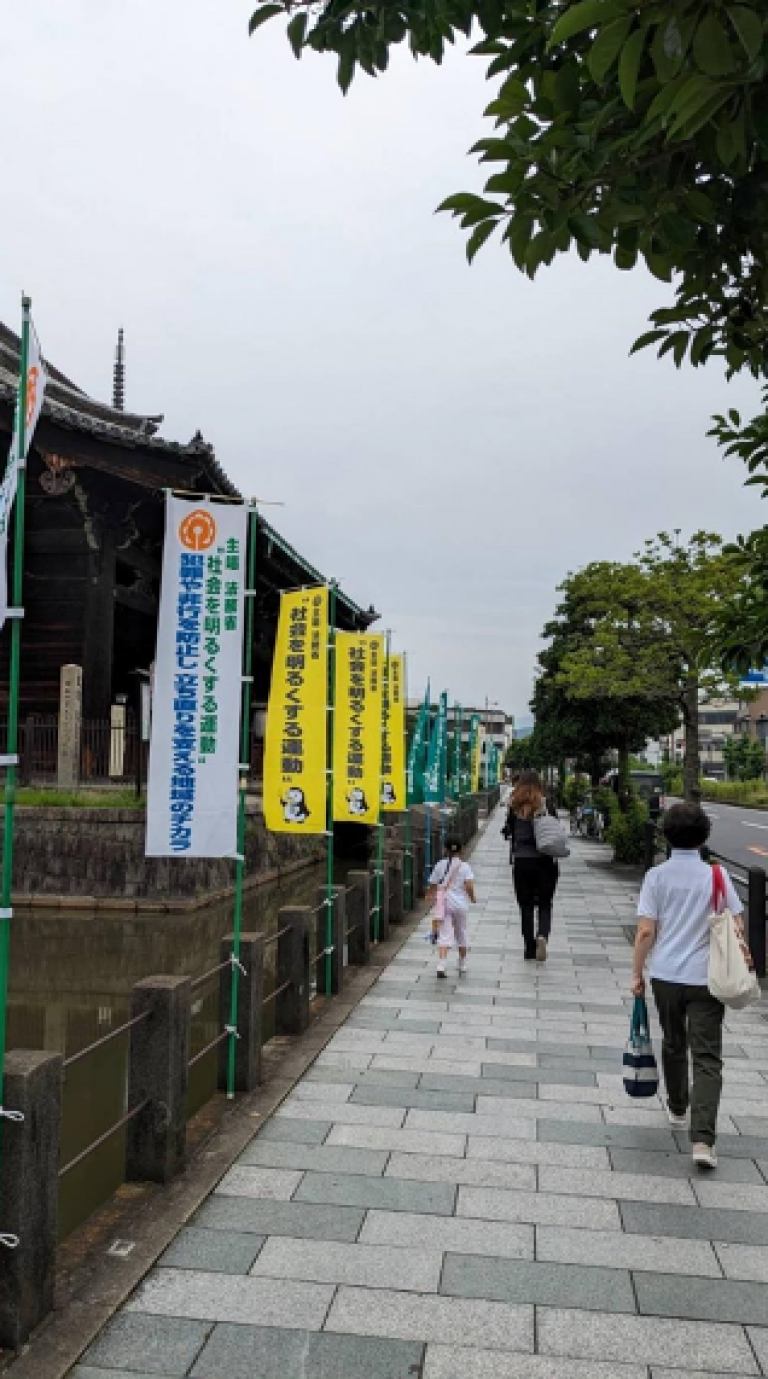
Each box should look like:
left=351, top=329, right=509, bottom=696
left=4, top=802, right=324, bottom=906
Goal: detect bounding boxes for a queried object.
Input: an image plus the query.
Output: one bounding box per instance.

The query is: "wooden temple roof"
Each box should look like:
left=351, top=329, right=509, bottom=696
left=0, top=322, right=377, bottom=632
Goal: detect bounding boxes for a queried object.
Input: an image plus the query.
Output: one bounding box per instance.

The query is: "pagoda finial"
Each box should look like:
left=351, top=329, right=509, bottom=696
left=113, top=327, right=125, bottom=411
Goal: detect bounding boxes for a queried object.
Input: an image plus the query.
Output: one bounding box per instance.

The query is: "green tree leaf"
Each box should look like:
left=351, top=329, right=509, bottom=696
left=248, top=3, right=283, bottom=35
left=466, top=219, right=497, bottom=262
left=588, top=17, right=632, bottom=83
left=693, top=11, right=738, bottom=76
left=629, top=328, right=669, bottom=355
left=286, top=11, right=308, bottom=58
left=550, top=1, right=621, bottom=48
left=618, top=28, right=646, bottom=108
left=727, top=6, right=764, bottom=62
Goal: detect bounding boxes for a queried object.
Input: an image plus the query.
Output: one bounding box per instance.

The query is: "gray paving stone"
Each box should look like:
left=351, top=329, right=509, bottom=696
left=746, top=1327, right=768, bottom=1373
left=326, top=1122, right=469, bottom=1156
left=360, top=1208, right=533, bottom=1260
left=192, top=1197, right=365, bottom=1241
left=635, top=1270, right=768, bottom=1326
left=215, top=1166, right=303, bottom=1200
left=326, top=1286, right=534, bottom=1352
left=650, top=1372, right=760, bottom=1379
left=82, top=1314, right=212, bottom=1376
left=125, top=1269, right=333, bottom=1329
left=457, top=1185, right=621, bottom=1231
left=276, top=1101, right=405, bottom=1128
left=294, top=1170, right=456, bottom=1215
left=350, top=1085, right=476, bottom=1113
left=537, top=1304, right=758, bottom=1372
left=538, top=1164, right=697, bottom=1206
left=673, top=1130, right=768, bottom=1159
left=609, top=1147, right=766, bottom=1184
left=238, top=1140, right=389, bottom=1176
left=536, top=1224, right=721, bottom=1277
left=159, top=1228, right=264, bottom=1274
left=423, top=1349, right=648, bottom=1379
left=257, top=1118, right=332, bottom=1145
left=694, top=1180, right=768, bottom=1213
left=468, top=1135, right=609, bottom=1169
left=621, top=1200, right=768, bottom=1245
left=538, top=1119, right=681, bottom=1153
left=72, top=1371, right=183, bottom=1379
left=480, top=1063, right=597, bottom=1087
left=716, top=1242, right=768, bottom=1283
left=250, top=1236, right=444, bottom=1291
left=384, top=1150, right=535, bottom=1191
left=441, top=1254, right=636, bottom=1312
left=191, top=1326, right=425, bottom=1379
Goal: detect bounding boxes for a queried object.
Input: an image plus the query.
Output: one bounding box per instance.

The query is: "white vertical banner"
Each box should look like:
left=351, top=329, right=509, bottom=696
left=0, top=323, right=46, bottom=627
left=146, top=496, right=247, bottom=858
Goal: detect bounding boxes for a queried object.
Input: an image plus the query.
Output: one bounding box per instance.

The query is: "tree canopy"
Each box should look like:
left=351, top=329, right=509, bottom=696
left=252, top=0, right=768, bottom=381
left=554, top=532, right=742, bottom=798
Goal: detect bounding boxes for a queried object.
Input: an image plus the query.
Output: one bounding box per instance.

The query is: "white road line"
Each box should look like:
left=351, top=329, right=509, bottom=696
left=704, top=811, right=720, bottom=819
left=743, top=822, right=768, bottom=830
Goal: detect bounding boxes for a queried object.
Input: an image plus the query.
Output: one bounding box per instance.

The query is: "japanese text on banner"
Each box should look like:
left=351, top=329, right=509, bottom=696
left=381, top=654, right=406, bottom=811
left=333, top=632, right=384, bottom=826
left=264, top=587, right=329, bottom=834
left=146, top=498, right=247, bottom=858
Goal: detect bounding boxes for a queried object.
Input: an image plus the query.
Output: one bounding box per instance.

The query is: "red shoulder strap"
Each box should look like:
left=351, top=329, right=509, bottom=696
left=711, top=864, right=727, bottom=912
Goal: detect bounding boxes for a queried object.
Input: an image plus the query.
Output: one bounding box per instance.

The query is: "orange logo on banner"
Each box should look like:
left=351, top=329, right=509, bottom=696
left=179, top=509, right=216, bottom=551
left=25, top=366, right=40, bottom=430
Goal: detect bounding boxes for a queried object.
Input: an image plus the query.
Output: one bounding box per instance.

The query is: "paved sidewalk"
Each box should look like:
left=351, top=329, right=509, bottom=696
left=72, top=814, right=768, bottom=1379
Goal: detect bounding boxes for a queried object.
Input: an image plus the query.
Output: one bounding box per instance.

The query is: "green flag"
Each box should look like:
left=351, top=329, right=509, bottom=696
left=425, top=691, right=448, bottom=803
left=406, top=683, right=430, bottom=805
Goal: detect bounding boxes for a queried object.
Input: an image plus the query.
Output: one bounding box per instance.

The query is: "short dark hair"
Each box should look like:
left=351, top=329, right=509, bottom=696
left=662, top=801, right=711, bottom=850
left=446, top=835, right=463, bottom=855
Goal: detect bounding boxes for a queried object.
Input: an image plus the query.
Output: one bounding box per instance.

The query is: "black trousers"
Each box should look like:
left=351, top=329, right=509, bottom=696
left=513, top=857, right=559, bottom=943
left=651, top=978, right=724, bottom=1146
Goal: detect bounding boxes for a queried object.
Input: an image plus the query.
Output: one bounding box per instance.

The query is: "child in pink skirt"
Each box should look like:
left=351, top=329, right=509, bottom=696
left=427, top=835, right=476, bottom=978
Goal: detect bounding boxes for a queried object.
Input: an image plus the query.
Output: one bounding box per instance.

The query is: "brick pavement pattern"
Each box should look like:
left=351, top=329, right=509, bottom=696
left=72, top=815, right=768, bottom=1378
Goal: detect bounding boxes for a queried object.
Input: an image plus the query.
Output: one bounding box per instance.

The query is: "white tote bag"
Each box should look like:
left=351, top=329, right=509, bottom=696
left=708, top=865, right=761, bottom=1010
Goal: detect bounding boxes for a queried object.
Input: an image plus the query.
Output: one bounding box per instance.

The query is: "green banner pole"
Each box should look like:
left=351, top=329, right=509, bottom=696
left=403, top=652, right=412, bottom=910
left=325, top=583, right=337, bottom=994
left=227, top=503, right=258, bottom=1099
left=374, top=630, right=391, bottom=945
left=0, top=296, right=30, bottom=1247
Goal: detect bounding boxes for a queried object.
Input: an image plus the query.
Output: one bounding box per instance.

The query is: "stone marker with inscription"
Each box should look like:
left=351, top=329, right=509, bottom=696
left=57, top=664, right=82, bottom=789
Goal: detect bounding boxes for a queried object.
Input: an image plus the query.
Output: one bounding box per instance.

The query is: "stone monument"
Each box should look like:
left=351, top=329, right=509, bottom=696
left=56, top=664, right=82, bottom=789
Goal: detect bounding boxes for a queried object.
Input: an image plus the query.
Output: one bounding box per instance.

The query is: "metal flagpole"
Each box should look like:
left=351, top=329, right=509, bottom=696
left=424, top=686, right=432, bottom=890
left=227, top=502, right=258, bottom=1099
left=403, top=652, right=412, bottom=910
left=374, top=630, right=391, bottom=944
left=325, top=583, right=337, bottom=993
left=440, top=694, right=447, bottom=859
left=0, top=296, right=30, bottom=1247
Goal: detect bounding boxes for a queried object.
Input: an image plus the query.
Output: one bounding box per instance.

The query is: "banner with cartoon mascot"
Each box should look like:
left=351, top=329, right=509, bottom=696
left=333, top=631, right=384, bottom=826
left=381, top=653, right=406, bottom=812
left=147, top=495, right=247, bottom=857
left=264, top=586, right=329, bottom=834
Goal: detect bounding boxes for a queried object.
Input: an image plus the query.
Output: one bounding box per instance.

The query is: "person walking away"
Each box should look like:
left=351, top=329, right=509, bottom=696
left=426, top=836, right=476, bottom=979
left=631, top=801, right=744, bottom=1170
left=503, top=769, right=559, bottom=963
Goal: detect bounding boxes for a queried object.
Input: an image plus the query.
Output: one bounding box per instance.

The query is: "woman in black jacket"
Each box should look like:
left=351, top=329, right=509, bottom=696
left=503, top=769, right=559, bottom=963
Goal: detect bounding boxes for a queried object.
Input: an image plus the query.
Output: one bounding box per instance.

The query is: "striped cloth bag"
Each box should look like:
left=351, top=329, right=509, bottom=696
left=623, top=995, right=659, bottom=1099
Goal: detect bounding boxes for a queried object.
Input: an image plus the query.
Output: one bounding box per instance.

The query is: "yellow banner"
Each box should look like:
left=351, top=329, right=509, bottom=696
left=382, top=653, right=406, bottom=811
left=333, top=632, right=384, bottom=825
left=264, top=586, right=328, bottom=833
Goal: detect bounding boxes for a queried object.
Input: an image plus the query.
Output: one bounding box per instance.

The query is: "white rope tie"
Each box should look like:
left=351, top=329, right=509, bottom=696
left=0, top=1234, right=20, bottom=1249
left=0, top=1108, right=24, bottom=1124
left=230, top=954, right=247, bottom=976
left=224, top=1024, right=240, bottom=1039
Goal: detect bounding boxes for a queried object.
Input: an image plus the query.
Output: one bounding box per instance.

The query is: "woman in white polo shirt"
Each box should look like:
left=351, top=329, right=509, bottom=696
left=631, top=801, right=744, bottom=1171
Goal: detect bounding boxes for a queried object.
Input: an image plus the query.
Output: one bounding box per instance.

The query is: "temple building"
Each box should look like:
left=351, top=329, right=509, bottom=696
left=0, top=323, right=376, bottom=721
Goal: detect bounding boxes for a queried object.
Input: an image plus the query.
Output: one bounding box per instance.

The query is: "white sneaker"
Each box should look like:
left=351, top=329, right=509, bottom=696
left=458, top=958, right=468, bottom=975
left=692, top=1142, right=717, bottom=1170
left=436, top=959, right=447, bottom=979
left=535, top=936, right=547, bottom=964
left=666, top=1103, right=688, bottom=1130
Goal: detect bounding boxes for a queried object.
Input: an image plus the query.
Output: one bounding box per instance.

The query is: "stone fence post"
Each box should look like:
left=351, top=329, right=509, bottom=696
left=275, top=906, right=311, bottom=1035
left=126, top=975, right=190, bottom=1185
left=346, top=871, right=371, bottom=966
left=0, top=1050, right=62, bottom=1351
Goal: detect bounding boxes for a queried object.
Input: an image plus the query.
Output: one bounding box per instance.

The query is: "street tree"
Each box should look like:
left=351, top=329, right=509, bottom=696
left=252, top=0, right=768, bottom=393
left=723, top=733, right=767, bottom=780
left=555, top=533, right=742, bottom=800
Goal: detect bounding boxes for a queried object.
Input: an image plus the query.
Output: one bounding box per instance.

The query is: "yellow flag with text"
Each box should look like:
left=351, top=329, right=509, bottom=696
left=382, top=654, right=406, bottom=811
left=264, top=586, right=328, bottom=833
left=333, top=632, right=384, bottom=825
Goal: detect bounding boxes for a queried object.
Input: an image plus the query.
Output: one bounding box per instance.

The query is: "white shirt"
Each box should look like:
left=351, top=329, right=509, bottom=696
left=429, top=858, right=474, bottom=913
left=637, top=849, right=742, bottom=986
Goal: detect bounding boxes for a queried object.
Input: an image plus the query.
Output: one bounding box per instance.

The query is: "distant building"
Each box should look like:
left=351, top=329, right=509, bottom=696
left=661, top=698, right=740, bottom=780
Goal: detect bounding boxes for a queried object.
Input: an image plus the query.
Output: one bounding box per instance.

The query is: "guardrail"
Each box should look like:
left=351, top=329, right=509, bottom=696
left=0, top=795, right=485, bottom=1349
left=644, top=820, right=767, bottom=979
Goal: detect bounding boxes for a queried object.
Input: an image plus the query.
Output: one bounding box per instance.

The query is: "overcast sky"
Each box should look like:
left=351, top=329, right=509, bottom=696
left=4, top=1, right=765, bottom=723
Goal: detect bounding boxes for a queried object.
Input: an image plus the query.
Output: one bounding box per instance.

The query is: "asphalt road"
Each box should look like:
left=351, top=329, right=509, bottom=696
left=696, top=798, right=768, bottom=878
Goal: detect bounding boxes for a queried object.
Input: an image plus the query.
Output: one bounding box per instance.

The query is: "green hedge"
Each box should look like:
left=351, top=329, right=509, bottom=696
left=607, top=797, right=649, bottom=865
